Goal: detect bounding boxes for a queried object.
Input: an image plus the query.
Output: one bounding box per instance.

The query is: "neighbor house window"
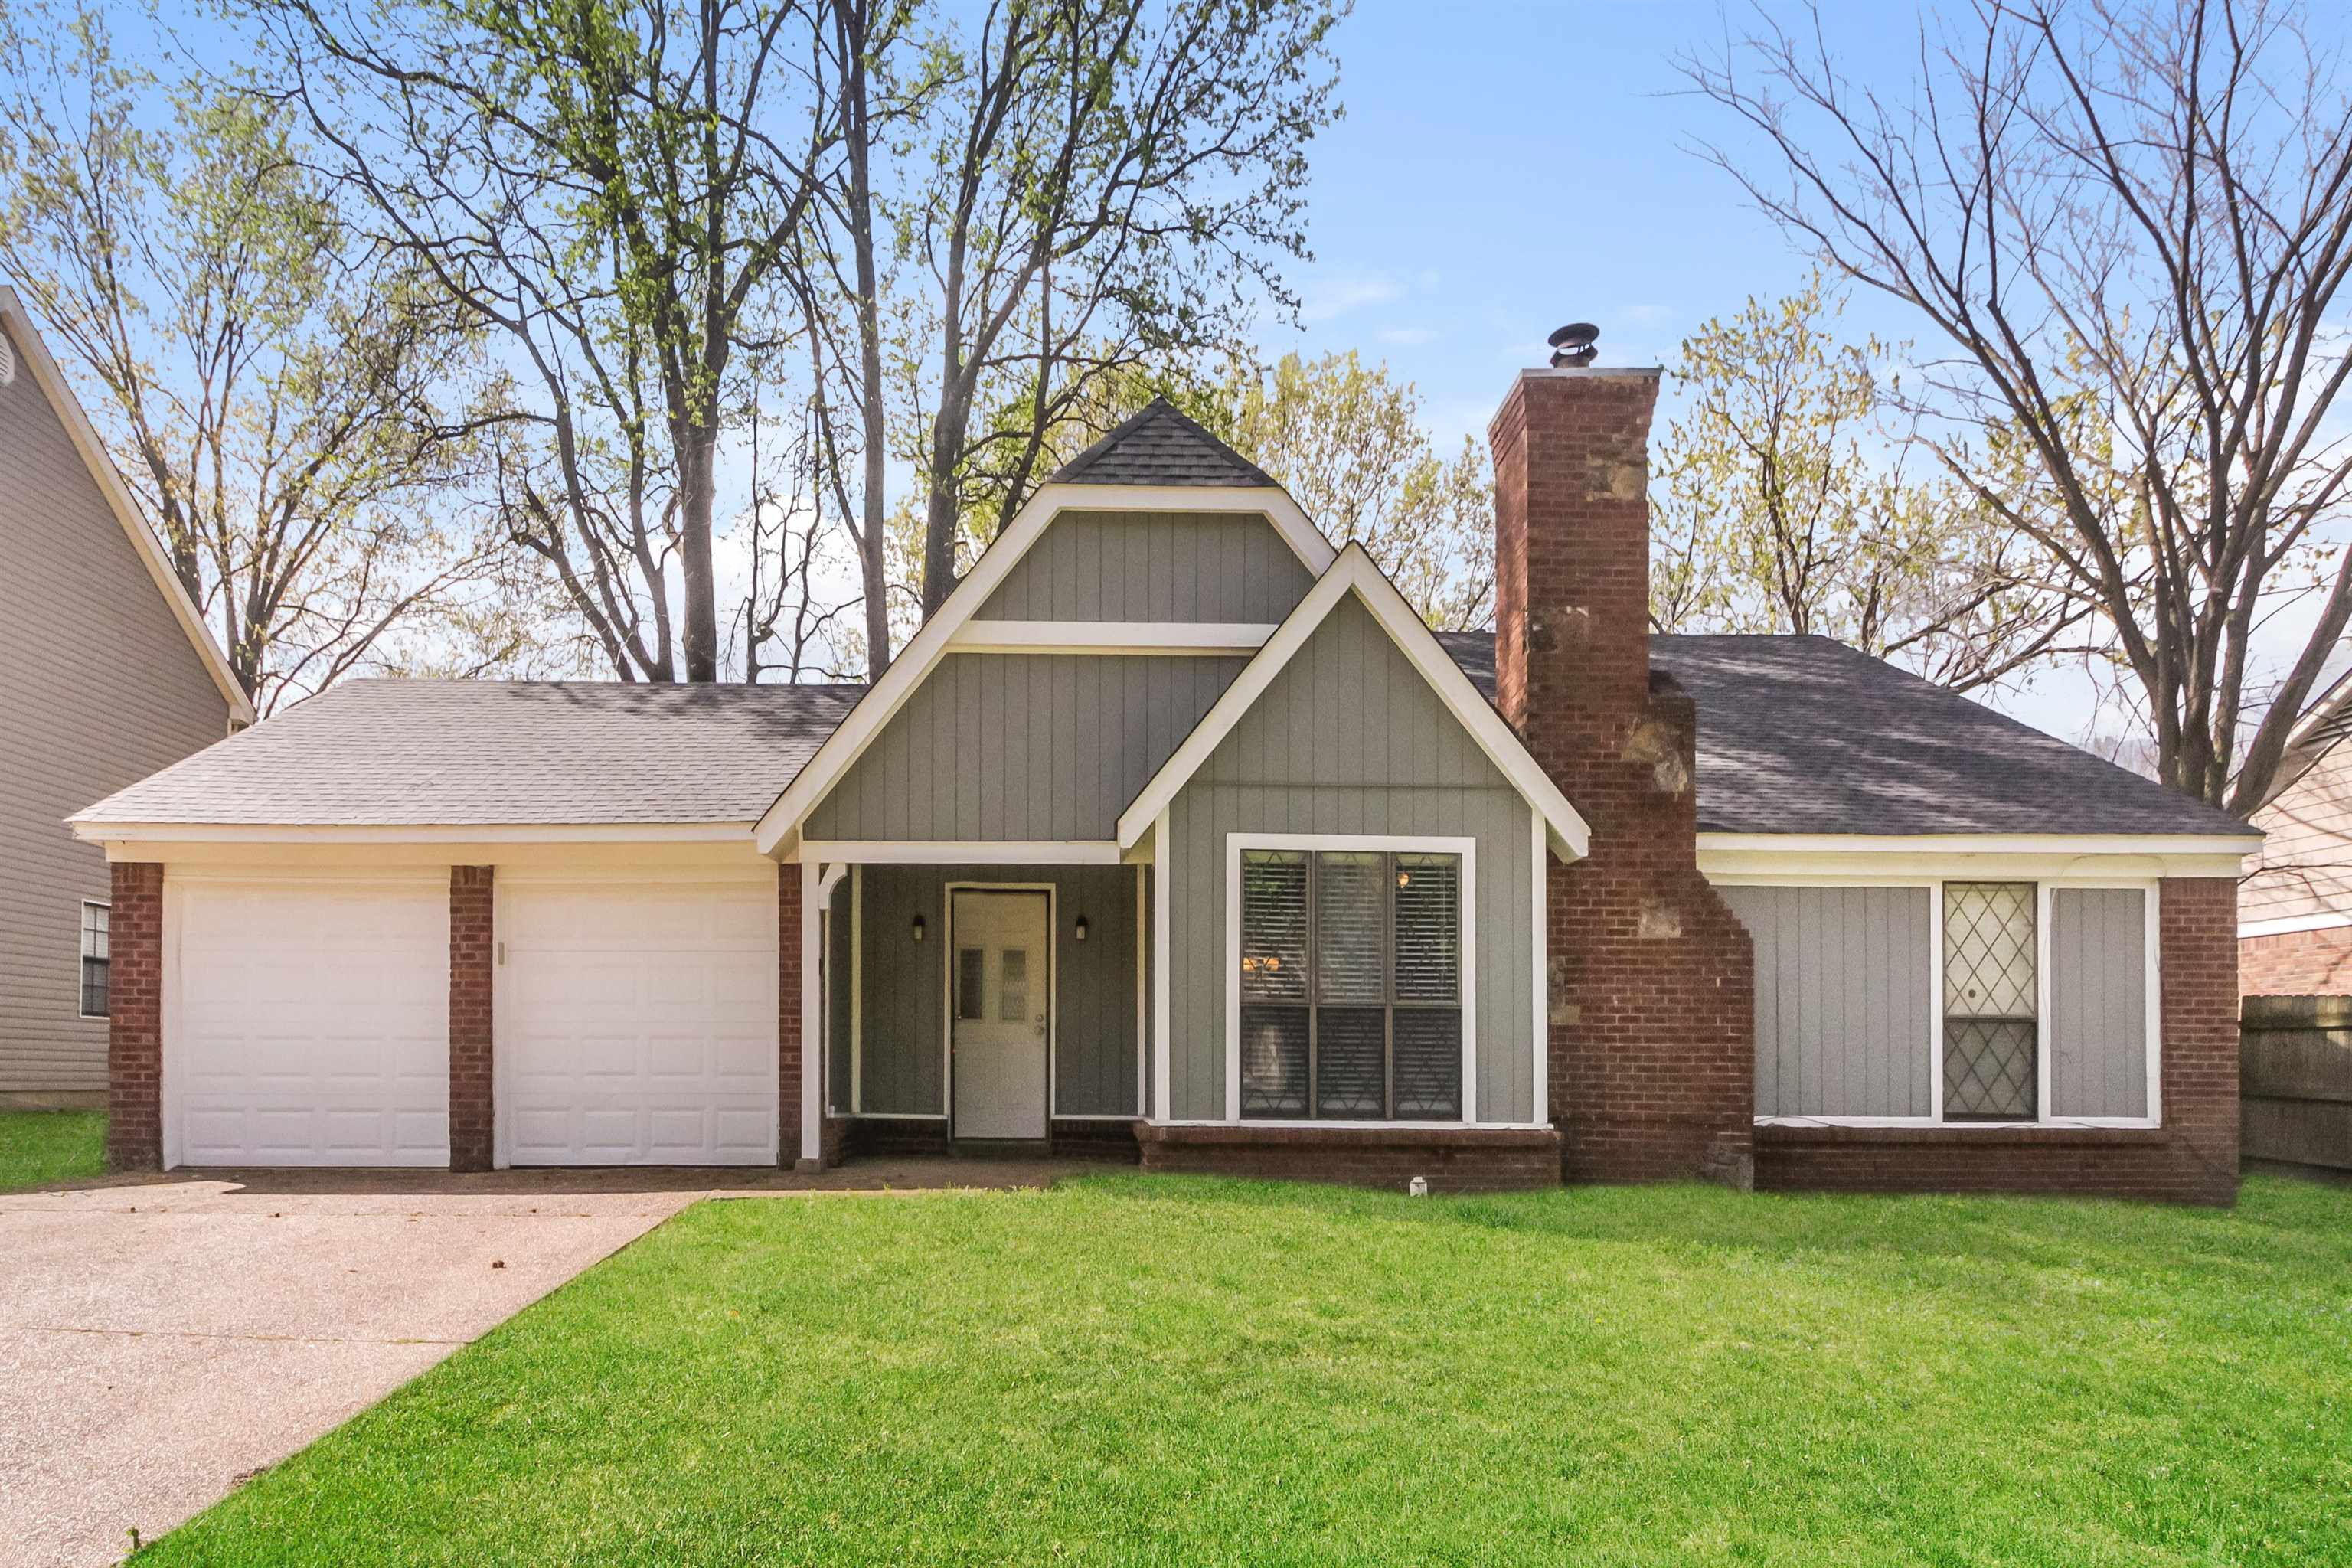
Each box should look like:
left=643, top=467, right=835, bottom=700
left=79, top=901, right=109, bottom=1019
left=1942, top=882, right=2037, bottom=1119
left=1238, top=849, right=1462, bottom=1120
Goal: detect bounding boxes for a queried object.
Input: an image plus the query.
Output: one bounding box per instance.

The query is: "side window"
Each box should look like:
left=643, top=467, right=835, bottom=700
left=956, top=948, right=985, bottom=1022
left=80, top=901, right=110, bottom=1020
left=998, top=949, right=1030, bottom=1022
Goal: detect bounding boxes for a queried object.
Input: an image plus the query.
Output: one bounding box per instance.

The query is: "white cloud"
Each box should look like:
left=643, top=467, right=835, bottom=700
left=1378, top=325, right=1438, bottom=347
left=1299, top=274, right=1405, bottom=325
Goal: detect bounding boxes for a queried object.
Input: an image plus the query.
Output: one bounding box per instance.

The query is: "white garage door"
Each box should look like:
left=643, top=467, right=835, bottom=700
left=499, top=877, right=778, bottom=1165
left=170, top=877, right=451, bottom=1168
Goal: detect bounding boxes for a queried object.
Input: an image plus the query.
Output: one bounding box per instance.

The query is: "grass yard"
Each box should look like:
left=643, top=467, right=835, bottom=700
left=0, top=1108, right=105, bottom=1192
left=145, top=1172, right=2352, bottom=1566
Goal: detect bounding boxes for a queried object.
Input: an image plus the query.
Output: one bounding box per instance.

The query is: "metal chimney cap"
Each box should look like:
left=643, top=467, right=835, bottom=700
left=1547, top=322, right=1599, bottom=368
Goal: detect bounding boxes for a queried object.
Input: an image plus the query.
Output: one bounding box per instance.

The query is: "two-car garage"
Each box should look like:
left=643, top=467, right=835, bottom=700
left=162, top=867, right=780, bottom=1170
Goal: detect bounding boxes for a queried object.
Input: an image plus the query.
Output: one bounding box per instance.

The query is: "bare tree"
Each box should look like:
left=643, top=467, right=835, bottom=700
left=255, top=0, right=844, bottom=681
left=900, top=0, right=1344, bottom=616
left=0, top=2, right=498, bottom=710
left=1684, top=0, right=2352, bottom=810
left=1651, top=273, right=2088, bottom=691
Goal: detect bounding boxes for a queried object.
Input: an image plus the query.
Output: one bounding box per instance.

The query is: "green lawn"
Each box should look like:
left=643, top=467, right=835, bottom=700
left=0, top=1108, right=105, bottom=1191
left=146, top=1173, right=2352, bottom=1566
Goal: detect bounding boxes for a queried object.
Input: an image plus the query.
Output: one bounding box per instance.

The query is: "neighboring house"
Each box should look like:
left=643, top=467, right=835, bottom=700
left=72, top=368, right=2256, bottom=1201
left=2240, top=648, right=2352, bottom=994
left=0, top=288, right=252, bottom=1107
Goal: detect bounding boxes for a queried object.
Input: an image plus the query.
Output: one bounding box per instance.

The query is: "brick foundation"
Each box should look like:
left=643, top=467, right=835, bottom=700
left=1135, top=1123, right=1564, bottom=1193
left=2239, top=923, right=2352, bottom=996
left=1757, top=877, right=2242, bottom=1205
left=106, top=861, right=164, bottom=1171
left=1491, top=369, right=1755, bottom=1187
left=449, top=866, right=495, bottom=1171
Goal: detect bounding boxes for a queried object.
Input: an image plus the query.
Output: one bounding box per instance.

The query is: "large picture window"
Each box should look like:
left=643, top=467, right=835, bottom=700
left=1238, top=848, right=1462, bottom=1120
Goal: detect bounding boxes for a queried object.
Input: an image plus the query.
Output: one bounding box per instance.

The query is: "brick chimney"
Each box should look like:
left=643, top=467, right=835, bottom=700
left=1491, top=367, right=1756, bottom=1187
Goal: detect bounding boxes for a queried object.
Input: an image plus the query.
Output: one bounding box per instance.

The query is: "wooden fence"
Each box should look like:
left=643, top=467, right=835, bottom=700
left=2241, top=995, right=2352, bottom=1173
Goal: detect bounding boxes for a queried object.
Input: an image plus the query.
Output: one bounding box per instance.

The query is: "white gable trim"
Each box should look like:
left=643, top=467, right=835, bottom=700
left=753, top=482, right=1333, bottom=855
left=1114, top=544, right=1591, bottom=861
left=0, top=286, right=254, bottom=725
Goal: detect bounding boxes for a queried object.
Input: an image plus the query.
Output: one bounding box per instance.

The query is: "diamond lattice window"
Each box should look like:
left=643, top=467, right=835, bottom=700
left=1942, top=882, right=2037, bottom=1119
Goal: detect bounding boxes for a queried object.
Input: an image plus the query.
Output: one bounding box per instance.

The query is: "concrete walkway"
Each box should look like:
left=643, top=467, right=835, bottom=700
left=0, top=1159, right=1102, bottom=1566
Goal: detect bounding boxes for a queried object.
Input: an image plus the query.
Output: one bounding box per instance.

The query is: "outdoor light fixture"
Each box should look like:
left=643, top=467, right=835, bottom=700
left=911, top=913, right=926, bottom=943
left=1074, top=915, right=1089, bottom=943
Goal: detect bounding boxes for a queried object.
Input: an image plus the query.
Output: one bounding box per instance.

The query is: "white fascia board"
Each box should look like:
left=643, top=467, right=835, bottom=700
left=1698, top=831, right=2254, bottom=883
left=946, top=619, right=1276, bottom=655
left=1, top=287, right=254, bottom=725
left=793, top=839, right=1122, bottom=865
left=70, top=820, right=753, bottom=846
left=2239, top=909, right=2352, bottom=939
left=1115, top=544, right=1591, bottom=861
left=753, top=481, right=1334, bottom=856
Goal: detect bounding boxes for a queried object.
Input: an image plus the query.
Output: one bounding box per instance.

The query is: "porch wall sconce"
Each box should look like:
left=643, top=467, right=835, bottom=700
left=1073, top=915, right=1089, bottom=943
left=911, top=913, right=926, bottom=943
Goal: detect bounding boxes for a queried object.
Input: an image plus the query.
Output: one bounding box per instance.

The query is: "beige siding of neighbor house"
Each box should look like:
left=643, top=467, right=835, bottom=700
left=0, top=321, right=234, bottom=1095
left=1163, top=593, right=1537, bottom=1125
left=975, top=509, right=1314, bottom=622
left=2243, top=750, right=2352, bottom=926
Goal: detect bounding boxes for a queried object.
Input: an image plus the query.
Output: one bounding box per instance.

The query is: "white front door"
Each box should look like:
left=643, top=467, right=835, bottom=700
left=950, top=890, right=1050, bottom=1139
left=498, top=876, right=779, bottom=1166
left=168, top=877, right=451, bottom=1168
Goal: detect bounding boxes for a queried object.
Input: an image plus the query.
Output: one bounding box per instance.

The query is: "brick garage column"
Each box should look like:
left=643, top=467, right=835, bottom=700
left=779, top=864, right=806, bottom=1168
left=106, top=861, right=165, bottom=1171
left=449, top=866, right=495, bottom=1171
left=2160, top=876, right=2241, bottom=1202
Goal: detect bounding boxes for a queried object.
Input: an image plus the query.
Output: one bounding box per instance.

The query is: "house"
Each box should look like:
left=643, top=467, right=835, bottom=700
left=2240, top=648, right=2352, bottom=995
left=0, top=287, right=252, bottom=1108
left=70, top=365, right=2256, bottom=1200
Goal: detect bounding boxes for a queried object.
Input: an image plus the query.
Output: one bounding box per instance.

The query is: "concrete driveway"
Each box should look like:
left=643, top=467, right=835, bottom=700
left=0, top=1172, right=696, bottom=1566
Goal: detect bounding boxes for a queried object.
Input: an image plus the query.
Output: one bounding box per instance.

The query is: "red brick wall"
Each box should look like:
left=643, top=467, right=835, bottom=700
left=449, top=866, right=495, bottom=1171
left=779, top=868, right=807, bottom=1168
left=1136, top=1124, right=1563, bottom=1193
left=2239, top=923, right=2352, bottom=995
left=1756, top=877, right=2241, bottom=1204
left=106, top=861, right=163, bottom=1171
left=1491, top=370, right=1756, bottom=1187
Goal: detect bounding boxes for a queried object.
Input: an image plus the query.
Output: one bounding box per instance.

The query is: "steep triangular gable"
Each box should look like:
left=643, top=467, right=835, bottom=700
left=1051, top=397, right=1278, bottom=488
left=754, top=474, right=1333, bottom=856
left=1117, top=544, right=1589, bottom=860
left=0, top=287, right=252, bottom=724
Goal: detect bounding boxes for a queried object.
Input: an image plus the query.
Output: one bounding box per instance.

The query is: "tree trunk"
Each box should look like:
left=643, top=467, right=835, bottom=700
left=678, top=427, right=720, bottom=682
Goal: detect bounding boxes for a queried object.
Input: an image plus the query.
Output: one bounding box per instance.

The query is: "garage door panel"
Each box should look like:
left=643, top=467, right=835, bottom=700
left=169, top=880, right=450, bottom=1169
left=499, top=878, right=779, bottom=1167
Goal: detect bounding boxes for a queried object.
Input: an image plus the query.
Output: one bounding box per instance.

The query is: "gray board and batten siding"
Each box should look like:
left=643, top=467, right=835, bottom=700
left=2047, top=886, right=2149, bottom=1119
left=838, top=863, right=1143, bottom=1119
left=1723, top=886, right=1936, bottom=1119
left=803, top=654, right=1244, bottom=842
left=975, top=510, right=1315, bottom=623
left=0, top=319, right=233, bottom=1094
left=1163, top=593, right=1540, bottom=1125
left=1723, top=883, right=2151, bottom=1121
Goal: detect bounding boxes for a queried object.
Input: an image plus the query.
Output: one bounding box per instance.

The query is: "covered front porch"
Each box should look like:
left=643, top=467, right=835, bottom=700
left=795, top=852, right=1149, bottom=1165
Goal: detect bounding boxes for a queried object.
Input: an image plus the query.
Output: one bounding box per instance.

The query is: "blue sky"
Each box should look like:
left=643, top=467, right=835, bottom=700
left=1252, top=2, right=2114, bottom=741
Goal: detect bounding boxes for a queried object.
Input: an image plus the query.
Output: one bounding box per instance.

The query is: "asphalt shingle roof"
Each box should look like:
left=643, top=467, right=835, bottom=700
left=1437, top=630, right=2254, bottom=838
left=1050, top=397, right=1279, bottom=488
left=76, top=635, right=2251, bottom=840
left=74, top=680, right=864, bottom=826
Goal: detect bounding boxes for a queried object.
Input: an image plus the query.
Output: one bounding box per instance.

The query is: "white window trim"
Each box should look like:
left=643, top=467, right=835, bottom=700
left=77, top=898, right=109, bottom=1021
left=1208, top=832, right=1497, bottom=1129
left=1734, top=873, right=2164, bottom=1131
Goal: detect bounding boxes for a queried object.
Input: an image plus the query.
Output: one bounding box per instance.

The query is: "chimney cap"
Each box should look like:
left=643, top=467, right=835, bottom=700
left=1547, top=322, right=1599, bottom=368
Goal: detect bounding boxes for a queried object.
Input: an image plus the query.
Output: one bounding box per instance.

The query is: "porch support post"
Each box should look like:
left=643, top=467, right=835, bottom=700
left=798, top=858, right=825, bottom=1171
